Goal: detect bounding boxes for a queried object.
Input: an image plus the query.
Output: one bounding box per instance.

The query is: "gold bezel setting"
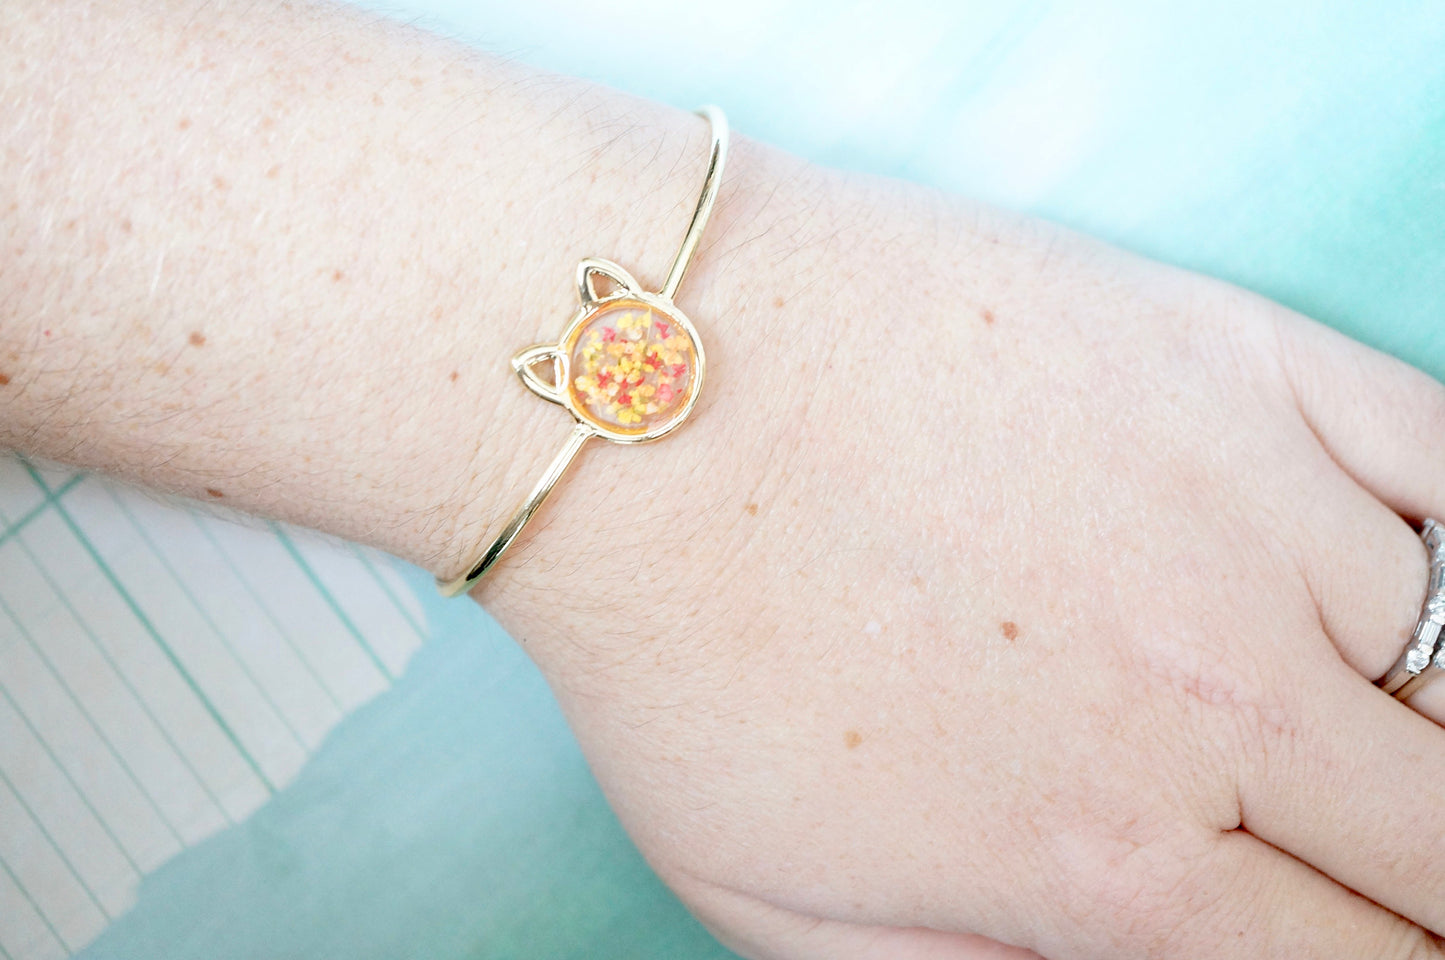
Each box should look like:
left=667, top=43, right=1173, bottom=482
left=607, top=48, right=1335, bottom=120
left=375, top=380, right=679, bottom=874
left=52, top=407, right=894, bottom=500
left=514, top=258, right=706, bottom=444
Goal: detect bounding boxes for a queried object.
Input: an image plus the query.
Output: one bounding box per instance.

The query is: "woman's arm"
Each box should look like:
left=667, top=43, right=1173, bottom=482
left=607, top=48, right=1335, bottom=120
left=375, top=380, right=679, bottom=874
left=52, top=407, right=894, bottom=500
left=5, top=3, right=1445, bottom=958
left=0, top=0, right=769, bottom=581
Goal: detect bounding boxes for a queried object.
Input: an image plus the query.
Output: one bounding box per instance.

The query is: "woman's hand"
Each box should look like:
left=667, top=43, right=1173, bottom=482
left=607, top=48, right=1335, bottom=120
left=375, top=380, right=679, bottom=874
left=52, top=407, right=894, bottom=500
left=486, top=153, right=1445, bottom=959
left=5, top=4, right=1444, bottom=957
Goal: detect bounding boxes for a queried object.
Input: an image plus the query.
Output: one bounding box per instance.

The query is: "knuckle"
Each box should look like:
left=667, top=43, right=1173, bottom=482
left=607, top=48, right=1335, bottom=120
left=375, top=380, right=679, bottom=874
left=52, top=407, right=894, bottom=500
left=1127, top=619, right=1300, bottom=764
left=1393, top=927, right=1445, bottom=960
left=1045, top=824, right=1220, bottom=951
left=1142, top=844, right=1259, bottom=955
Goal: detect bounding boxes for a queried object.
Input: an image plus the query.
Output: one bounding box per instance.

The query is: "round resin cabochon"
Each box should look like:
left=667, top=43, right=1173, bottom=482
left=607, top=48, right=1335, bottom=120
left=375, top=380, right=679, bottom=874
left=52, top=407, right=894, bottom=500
left=565, top=298, right=697, bottom=435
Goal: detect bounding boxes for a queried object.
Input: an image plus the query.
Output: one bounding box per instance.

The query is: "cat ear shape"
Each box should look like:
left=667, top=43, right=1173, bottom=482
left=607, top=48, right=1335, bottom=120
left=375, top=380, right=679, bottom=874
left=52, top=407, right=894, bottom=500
left=576, top=257, right=642, bottom=305
left=512, top=343, right=565, bottom=406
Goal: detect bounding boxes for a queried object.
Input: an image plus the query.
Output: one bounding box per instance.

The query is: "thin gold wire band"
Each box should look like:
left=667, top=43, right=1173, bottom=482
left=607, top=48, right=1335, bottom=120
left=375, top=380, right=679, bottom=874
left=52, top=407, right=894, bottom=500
left=437, top=106, right=730, bottom=598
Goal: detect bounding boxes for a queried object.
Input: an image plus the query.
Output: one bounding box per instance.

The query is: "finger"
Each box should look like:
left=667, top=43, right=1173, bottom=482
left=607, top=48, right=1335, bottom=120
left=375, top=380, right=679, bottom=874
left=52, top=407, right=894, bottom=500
left=1238, top=657, right=1445, bottom=934
left=1155, top=830, right=1442, bottom=960
left=1274, top=310, right=1445, bottom=521
left=1297, top=485, right=1439, bottom=718
left=670, top=845, right=1439, bottom=960
left=677, top=879, right=1040, bottom=960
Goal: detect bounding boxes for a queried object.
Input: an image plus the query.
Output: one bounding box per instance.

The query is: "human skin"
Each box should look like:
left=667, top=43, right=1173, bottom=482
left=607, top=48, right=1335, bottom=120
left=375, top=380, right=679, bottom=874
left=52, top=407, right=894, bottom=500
left=4, top=2, right=1445, bottom=958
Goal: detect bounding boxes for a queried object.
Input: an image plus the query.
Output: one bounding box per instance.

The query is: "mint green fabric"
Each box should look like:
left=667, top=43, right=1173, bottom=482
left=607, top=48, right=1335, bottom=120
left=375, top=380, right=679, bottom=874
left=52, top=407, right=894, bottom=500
left=80, top=3, right=1443, bottom=958
left=80, top=570, right=730, bottom=959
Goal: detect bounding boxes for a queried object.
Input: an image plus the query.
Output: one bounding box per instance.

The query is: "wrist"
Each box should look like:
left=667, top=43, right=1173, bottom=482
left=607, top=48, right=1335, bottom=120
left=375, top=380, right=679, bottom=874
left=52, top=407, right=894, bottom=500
left=0, top=1, right=800, bottom=600
left=456, top=132, right=805, bottom=602
left=473, top=133, right=839, bottom=675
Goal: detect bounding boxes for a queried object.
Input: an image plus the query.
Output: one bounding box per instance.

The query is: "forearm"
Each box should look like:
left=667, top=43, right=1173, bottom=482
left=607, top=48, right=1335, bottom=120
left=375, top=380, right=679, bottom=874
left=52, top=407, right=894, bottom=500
left=0, top=0, right=802, bottom=589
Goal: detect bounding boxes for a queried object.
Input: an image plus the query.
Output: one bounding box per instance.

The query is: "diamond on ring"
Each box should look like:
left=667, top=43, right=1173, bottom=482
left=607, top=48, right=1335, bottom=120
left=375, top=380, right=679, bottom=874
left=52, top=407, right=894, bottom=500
left=1378, top=519, right=1445, bottom=700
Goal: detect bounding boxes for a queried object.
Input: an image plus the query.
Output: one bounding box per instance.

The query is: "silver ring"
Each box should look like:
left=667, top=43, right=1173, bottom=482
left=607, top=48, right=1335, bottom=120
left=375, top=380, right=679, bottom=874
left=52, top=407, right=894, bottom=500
left=1378, top=518, right=1445, bottom=700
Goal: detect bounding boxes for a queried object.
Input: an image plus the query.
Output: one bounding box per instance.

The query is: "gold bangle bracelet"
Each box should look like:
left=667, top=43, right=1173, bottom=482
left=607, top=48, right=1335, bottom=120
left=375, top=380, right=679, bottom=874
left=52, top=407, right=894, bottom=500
left=437, top=106, right=730, bottom=598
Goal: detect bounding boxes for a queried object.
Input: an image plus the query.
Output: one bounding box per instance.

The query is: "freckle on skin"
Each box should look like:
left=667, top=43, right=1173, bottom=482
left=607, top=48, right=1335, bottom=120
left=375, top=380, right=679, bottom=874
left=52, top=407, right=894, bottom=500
left=177, top=117, right=191, bottom=131
left=982, top=308, right=996, bottom=325
left=1000, top=621, right=1019, bottom=641
left=772, top=296, right=785, bottom=309
left=120, top=218, right=133, bottom=233
left=265, top=165, right=280, bottom=179
left=213, top=175, right=229, bottom=191
left=188, top=331, right=206, bottom=347
left=449, top=370, right=459, bottom=382
left=745, top=502, right=758, bottom=516
left=331, top=269, right=344, bottom=282
left=205, top=488, right=224, bottom=499
left=844, top=730, right=863, bottom=750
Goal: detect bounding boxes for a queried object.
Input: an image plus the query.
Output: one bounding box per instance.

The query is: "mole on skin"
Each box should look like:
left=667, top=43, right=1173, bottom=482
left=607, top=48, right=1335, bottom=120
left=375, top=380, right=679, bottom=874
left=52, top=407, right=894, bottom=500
left=188, top=331, right=207, bottom=347
left=843, top=730, right=863, bottom=750
left=205, top=488, right=224, bottom=499
left=1000, top=621, right=1019, bottom=641
left=0, top=373, right=9, bottom=386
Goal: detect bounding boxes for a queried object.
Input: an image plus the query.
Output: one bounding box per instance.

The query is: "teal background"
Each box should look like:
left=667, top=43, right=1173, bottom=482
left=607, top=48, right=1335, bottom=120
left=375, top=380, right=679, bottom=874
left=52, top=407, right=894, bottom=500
left=79, top=2, right=1444, bottom=958
left=80, top=569, right=727, bottom=960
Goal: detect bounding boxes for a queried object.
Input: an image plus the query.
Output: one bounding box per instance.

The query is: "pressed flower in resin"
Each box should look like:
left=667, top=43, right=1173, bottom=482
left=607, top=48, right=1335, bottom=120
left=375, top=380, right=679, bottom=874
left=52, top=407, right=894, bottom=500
left=567, top=298, right=695, bottom=433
